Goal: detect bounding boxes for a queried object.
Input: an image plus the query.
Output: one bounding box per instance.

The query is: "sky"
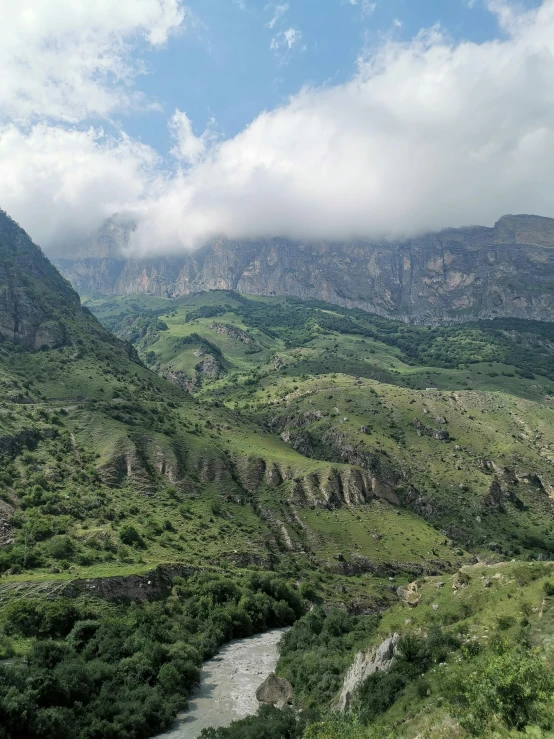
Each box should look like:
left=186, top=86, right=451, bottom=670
left=0, top=0, right=552, bottom=255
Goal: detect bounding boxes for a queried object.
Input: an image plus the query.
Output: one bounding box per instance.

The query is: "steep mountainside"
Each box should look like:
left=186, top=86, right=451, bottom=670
left=52, top=213, right=554, bottom=324
left=0, top=210, right=84, bottom=350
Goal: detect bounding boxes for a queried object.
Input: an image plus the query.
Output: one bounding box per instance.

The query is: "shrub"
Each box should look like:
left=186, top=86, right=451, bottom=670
left=199, top=705, right=314, bottom=739
left=449, top=646, right=554, bottom=733
left=3, top=598, right=79, bottom=638
left=44, top=535, right=74, bottom=560
left=543, top=580, right=554, bottom=596
left=119, top=524, right=145, bottom=548
left=497, top=615, right=516, bottom=631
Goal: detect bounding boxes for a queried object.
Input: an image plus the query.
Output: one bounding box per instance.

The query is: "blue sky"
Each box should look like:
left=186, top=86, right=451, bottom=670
left=121, top=0, right=521, bottom=155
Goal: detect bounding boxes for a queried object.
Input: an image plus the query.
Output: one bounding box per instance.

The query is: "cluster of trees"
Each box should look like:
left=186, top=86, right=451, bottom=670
left=0, top=572, right=303, bottom=739
left=277, top=608, right=379, bottom=708
left=180, top=293, right=554, bottom=381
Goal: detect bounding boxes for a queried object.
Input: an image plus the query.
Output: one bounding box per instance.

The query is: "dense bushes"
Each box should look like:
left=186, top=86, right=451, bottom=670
left=448, top=642, right=554, bottom=734
left=0, top=571, right=303, bottom=739
left=354, top=629, right=460, bottom=724
left=199, top=705, right=316, bottom=739
left=278, top=608, right=379, bottom=708
left=3, top=598, right=80, bottom=639
left=219, top=294, right=554, bottom=381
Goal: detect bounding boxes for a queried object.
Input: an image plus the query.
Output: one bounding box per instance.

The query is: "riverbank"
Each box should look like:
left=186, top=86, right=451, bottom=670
left=157, top=628, right=289, bottom=739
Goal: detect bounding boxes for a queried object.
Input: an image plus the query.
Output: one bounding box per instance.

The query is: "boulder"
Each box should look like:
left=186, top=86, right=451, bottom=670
left=256, top=674, right=293, bottom=707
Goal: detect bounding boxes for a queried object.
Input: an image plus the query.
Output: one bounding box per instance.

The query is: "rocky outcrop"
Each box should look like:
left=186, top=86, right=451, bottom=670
left=413, top=418, right=450, bottom=442
left=483, top=477, right=522, bottom=512
left=402, top=487, right=436, bottom=520
left=336, top=633, right=399, bottom=711
left=328, top=556, right=446, bottom=578
left=396, top=581, right=421, bottom=606
left=0, top=210, right=82, bottom=350
left=209, top=322, right=260, bottom=348
left=291, top=467, right=376, bottom=508
left=56, top=564, right=199, bottom=602
left=53, top=214, right=554, bottom=325
left=230, top=453, right=387, bottom=508
left=256, top=674, right=293, bottom=707
left=280, top=429, right=314, bottom=458
left=0, top=498, right=15, bottom=547
left=194, top=350, right=225, bottom=380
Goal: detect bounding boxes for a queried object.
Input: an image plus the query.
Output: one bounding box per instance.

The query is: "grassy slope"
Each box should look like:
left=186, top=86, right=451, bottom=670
left=300, top=559, right=554, bottom=738
left=85, top=290, right=554, bottom=564
left=0, top=289, right=461, bottom=615
left=2, top=235, right=554, bottom=735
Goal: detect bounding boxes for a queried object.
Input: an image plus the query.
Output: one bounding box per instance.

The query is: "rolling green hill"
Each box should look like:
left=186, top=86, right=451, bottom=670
left=86, top=289, right=554, bottom=563
left=0, top=213, right=463, bottom=605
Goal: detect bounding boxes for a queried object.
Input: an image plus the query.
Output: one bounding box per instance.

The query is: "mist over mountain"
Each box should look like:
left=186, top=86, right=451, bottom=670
left=53, top=212, right=554, bottom=325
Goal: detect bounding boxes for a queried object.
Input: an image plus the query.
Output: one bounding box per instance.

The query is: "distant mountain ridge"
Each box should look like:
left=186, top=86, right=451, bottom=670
left=51, top=213, right=554, bottom=325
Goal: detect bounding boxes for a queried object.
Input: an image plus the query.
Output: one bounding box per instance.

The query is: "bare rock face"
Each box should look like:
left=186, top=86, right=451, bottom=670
left=397, top=581, right=421, bottom=606
left=337, top=633, right=400, bottom=711
left=0, top=498, right=15, bottom=547
left=483, top=477, right=522, bottom=512
left=54, top=213, right=554, bottom=325
left=256, top=674, right=293, bottom=707
left=0, top=209, right=81, bottom=350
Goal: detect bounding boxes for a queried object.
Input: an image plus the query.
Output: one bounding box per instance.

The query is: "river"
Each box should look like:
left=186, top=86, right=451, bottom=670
left=157, top=627, right=288, bottom=739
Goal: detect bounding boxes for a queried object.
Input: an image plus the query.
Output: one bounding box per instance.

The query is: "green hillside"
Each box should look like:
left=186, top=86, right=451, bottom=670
left=2, top=207, right=554, bottom=739
left=86, top=289, right=554, bottom=562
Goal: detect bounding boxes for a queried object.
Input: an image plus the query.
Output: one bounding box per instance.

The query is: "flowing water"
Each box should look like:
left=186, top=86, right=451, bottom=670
left=157, top=627, right=288, bottom=739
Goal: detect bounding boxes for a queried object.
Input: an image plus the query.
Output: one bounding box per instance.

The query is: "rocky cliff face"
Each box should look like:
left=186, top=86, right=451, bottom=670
left=0, top=210, right=84, bottom=349
left=52, top=214, right=554, bottom=325
left=336, top=632, right=400, bottom=711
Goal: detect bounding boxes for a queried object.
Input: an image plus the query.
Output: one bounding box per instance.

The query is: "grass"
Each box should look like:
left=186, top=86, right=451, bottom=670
left=1, top=274, right=554, bottom=617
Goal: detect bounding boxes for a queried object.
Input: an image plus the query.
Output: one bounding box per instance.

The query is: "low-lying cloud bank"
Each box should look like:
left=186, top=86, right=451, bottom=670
left=2, top=0, right=554, bottom=254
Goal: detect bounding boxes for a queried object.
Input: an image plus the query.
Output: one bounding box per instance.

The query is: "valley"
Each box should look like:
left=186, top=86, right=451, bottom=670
left=2, top=209, right=554, bottom=738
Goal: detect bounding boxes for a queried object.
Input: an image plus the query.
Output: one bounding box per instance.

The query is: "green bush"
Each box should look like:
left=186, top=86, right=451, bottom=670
left=278, top=609, right=379, bottom=708
left=199, top=705, right=315, bottom=739
left=449, top=646, right=554, bottom=733
left=497, top=615, right=516, bottom=631
left=355, top=629, right=460, bottom=724
left=3, top=598, right=79, bottom=638
left=543, top=580, right=554, bottom=596
left=119, top=524, right=145, bottom=547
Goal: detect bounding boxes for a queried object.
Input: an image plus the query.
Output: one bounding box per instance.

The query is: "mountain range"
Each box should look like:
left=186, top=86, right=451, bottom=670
left=52, top=213, right=554, bottom=325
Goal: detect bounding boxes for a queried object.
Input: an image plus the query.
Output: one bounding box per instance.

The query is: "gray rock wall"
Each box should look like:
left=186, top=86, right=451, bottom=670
left=53, top=214, right=554, bottom=325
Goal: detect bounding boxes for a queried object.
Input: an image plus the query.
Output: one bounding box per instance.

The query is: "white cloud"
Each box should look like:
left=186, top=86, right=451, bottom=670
left=0, top=0, right=186, bottom=250
left=349, top=0, right=377, bottom=16
left=270, top=27, right=302, bottom=52
left=6, top=0, right=554, bottom=256
left=0, top=123, right=158, bottom=249
left=126, top=0, right=554, bottom=253
left=169, top=110, right=212, bottom=165
left=267, top=3, right=289, bottom=29
left=0, top=0, right=186, bottom=123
